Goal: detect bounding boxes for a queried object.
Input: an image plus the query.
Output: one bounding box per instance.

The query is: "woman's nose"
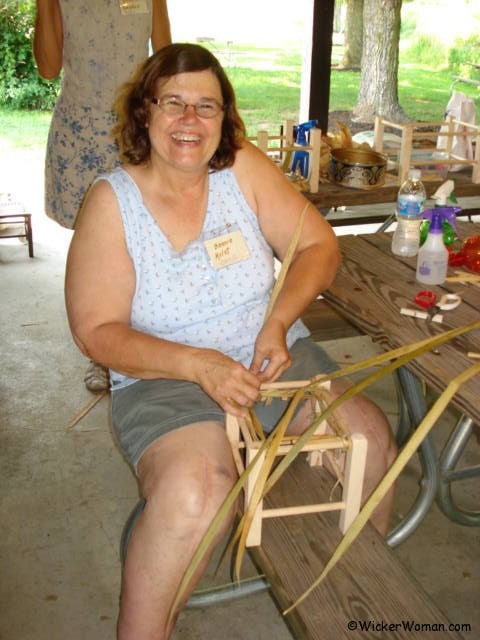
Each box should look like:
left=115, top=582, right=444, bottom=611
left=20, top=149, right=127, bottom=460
left=181, top=104, right=198, bottom=120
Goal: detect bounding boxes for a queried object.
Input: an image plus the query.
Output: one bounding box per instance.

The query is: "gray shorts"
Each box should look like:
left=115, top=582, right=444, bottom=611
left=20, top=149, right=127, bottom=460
left=111, top=337, right=338, bottom=471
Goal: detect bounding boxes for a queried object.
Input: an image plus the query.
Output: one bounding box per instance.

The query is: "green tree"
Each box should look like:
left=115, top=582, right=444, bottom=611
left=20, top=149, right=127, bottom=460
left=0, top=0, right=59, bottom=109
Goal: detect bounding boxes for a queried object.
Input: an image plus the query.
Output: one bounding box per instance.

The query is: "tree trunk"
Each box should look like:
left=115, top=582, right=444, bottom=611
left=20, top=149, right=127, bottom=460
left=340, top=0, right=363, bottom=70
left=352, top=0, right=408, bottom=123
left=333, top=1, right=343, bottom=33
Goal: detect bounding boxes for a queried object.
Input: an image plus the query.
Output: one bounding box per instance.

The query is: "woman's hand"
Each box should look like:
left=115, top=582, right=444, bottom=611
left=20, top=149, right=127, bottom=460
left=249, top=318, right=292, bottom=384
left=192, top=349, right=262, bottom=417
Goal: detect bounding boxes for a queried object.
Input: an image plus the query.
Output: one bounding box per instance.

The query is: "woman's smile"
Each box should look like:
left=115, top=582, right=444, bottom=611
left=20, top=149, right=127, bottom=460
left=170, top=131, right=202, bottom=145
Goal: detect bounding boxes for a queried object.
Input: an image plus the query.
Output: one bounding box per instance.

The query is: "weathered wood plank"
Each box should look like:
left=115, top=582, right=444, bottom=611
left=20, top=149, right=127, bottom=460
left=249, top=455, right=466, bottom=640
left=301, top=298, right=360, bottom=341
left=321, top=224, right=480, bottom=422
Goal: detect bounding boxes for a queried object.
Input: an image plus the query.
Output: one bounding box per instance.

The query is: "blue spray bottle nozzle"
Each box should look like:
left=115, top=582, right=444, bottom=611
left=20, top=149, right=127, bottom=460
left=422, top=206, right=461, bottom=235
left=428, top=211, right=444, bottom=233
left=291, top=119, right=318, bottom=178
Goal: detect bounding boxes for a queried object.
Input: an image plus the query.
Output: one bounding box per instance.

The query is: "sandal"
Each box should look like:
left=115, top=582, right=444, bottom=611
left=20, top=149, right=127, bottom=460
left=84, top=361, right=109, bottom=392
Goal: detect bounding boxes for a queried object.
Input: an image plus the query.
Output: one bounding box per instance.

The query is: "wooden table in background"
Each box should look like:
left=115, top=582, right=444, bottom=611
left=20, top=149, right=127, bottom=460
left=306, top=171, right=480, bottom=227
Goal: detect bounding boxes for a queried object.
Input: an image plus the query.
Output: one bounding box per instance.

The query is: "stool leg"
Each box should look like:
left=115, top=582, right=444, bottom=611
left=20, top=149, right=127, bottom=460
left=25, top=214, right=34, bottom=258
left=307, top=399, right=327, bottom=467
left=226, top=414, right=244, bottom=475
left=245, top=446, right=266, bottom=547
left=339, top=433, right=368, bottom=533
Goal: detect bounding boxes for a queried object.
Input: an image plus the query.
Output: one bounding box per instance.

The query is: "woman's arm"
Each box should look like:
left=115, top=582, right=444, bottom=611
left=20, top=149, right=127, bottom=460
left=233, top=141, right=341, bottom=381
left=151, top=0, right=172, bottom=52
left=65, top=178, right=260, bottom=415
left=33, top=0, right=63, bottom=80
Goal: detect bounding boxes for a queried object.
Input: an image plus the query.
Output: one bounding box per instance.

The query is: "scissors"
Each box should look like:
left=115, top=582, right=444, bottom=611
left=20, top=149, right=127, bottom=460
left=414, top=291, right=462, bottom=321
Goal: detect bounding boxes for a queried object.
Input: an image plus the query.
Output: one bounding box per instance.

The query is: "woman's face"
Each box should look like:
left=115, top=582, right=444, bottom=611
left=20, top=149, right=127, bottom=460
left=148, top=70, right=224, bottom=173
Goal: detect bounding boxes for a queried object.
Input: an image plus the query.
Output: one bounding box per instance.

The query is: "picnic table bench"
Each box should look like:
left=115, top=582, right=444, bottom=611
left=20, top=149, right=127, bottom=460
left=248, top=455, right=467, bottom=640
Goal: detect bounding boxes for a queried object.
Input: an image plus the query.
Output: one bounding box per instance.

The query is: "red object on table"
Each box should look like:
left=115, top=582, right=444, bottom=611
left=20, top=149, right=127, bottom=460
left=463, top=235, right=480, bottom=273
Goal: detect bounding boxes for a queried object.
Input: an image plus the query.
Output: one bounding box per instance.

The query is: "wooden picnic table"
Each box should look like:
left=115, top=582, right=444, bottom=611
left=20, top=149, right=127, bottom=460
left=321, top=221, right=480, bottom=541
left=306, top=171, right=480, bottom=227
left=323, top=221, right=480, bottom=422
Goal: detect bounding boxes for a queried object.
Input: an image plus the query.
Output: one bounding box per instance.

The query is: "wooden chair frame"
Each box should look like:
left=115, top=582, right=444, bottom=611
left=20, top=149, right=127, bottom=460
left=249, top=120, right=322, bottom=193
left=226, top=380, right=368, bottom=547
left=373, top=114, right=480, bottom=185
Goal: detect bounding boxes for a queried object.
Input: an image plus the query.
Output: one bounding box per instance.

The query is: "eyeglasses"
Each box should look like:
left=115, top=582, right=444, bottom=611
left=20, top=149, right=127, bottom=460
left=151, top=96, right=224, bottom=119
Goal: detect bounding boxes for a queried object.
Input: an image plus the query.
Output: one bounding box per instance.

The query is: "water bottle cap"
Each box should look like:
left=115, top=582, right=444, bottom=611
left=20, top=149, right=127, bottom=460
left=408, top=169, right=421, bottom=181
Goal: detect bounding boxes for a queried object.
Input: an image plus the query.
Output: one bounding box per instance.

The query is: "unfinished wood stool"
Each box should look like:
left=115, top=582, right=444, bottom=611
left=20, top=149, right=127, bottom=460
left=226, top=379, right=368, bottom=547
left=249, top=120, right=322, bottom=193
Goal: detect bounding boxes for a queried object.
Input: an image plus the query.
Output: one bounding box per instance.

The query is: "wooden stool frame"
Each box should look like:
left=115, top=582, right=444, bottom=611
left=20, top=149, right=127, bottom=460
left=249, top=120, right=322, bottom=194
left=0, top=213, right=34, bottom=257
left=373, top=114, right=480, bottom=185
left=226, top=380, right=368, bottom=547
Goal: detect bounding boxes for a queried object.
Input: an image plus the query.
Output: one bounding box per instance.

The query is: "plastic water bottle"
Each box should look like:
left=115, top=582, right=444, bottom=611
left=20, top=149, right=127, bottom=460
left=391, top=169, right=426, bottom=257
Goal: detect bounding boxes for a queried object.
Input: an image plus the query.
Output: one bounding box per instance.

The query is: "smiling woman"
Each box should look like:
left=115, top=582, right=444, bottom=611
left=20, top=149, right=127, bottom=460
left=63, top=42, right=395, bottom=640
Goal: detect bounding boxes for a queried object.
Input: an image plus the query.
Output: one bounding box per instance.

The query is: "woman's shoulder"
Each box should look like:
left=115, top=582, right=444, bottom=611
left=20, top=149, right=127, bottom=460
left=97, top=164, right=126, bottom=181
left=234, top=138, right=285, bottom=176
left=232, top=138, right=291, bottom=194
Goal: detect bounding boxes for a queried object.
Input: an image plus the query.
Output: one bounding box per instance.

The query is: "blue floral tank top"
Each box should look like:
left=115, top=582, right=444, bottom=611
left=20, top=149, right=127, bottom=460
left=100, top=166, right=309, bottom=389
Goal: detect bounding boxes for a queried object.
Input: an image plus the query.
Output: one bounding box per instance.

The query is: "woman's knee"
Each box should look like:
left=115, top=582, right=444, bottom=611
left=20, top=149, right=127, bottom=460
left=329, top=379, right=397, bottom=464
left=138, top=434, right=237, bottom=536
left=149, top=460, right=236, bottom=541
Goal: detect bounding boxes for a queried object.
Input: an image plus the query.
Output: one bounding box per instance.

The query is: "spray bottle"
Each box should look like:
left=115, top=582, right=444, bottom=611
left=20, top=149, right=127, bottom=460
left=416, top=209, right=452, bottom=285
left=420, top=180, right=460, bottom=246
left=291, top=119, right=318, bottom=178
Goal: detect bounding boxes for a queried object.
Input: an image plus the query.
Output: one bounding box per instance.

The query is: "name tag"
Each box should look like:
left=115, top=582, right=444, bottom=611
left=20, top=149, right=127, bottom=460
left=119, top=0, right=148, bottom=15
left=204, top=230, right=251, bottom=269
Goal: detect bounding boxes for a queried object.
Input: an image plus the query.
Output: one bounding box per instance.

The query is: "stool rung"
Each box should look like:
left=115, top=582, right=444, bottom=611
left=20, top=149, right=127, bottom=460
left=263, top=502, right=346, bottom=518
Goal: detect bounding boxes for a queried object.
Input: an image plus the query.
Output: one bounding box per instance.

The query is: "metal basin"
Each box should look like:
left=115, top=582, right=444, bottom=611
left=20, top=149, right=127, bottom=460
left=329, top=147, right=387, bottom=190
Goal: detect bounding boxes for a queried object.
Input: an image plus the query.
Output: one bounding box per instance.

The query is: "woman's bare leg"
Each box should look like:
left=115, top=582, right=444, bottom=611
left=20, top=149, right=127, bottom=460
left=118, top=421, right=238, bottom=640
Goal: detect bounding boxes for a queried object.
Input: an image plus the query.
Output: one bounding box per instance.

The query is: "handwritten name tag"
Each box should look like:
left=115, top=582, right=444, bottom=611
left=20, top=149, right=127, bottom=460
left=204, top=230, right=251, bottom=269
left=119, top=0, right=148, bottom=15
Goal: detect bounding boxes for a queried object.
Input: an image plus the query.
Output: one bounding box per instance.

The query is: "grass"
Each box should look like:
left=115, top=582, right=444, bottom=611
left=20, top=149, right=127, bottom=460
left=0, top=109, right=52, bottom=151
left=1, top=44, right=480, bottom=148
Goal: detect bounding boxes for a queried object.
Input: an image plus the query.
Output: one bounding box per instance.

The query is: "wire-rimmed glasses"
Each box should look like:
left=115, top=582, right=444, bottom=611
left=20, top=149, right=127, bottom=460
left=151, top=96, right=224, bottom=119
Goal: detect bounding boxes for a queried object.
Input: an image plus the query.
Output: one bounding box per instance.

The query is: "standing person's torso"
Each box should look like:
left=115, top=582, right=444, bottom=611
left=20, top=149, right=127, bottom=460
left=59, top=0, right=153, bottom=110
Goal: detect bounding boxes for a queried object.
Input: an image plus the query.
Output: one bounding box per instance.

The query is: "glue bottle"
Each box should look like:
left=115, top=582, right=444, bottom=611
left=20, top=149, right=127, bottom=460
left=416, top=210, right=449, bottom=285
left=391, top=169, right=426, bottom=257
left=291, top=119, right=318, bottom=178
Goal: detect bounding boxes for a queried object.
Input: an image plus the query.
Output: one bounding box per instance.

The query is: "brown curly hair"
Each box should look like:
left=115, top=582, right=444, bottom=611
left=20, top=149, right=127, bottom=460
left=113, top=43, right=246, bottom=171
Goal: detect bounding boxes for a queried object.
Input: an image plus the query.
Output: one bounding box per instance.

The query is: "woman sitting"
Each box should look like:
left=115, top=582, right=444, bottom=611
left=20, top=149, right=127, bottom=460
left=65, top=43, right=397, bottom=640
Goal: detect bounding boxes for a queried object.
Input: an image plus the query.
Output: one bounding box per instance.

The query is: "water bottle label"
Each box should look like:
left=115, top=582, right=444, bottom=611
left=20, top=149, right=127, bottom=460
left=397, top=196, right=423, bottom=217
